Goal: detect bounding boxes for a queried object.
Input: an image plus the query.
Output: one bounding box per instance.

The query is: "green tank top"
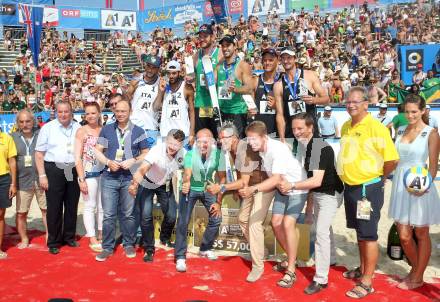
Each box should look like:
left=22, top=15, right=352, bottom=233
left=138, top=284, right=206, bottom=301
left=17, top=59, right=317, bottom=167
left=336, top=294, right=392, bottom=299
left=195, top=47, right=220, bottom=108
left=217, top=58, right=247, bottom=114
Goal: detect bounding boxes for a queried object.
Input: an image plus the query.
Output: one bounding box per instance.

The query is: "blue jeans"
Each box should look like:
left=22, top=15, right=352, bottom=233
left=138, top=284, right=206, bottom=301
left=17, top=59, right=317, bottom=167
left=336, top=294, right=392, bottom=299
left=174, top=190, right=221, bottom=260
left=136, top=182, right=177, bottom=252
left=101, top=175, right=136, bottom=252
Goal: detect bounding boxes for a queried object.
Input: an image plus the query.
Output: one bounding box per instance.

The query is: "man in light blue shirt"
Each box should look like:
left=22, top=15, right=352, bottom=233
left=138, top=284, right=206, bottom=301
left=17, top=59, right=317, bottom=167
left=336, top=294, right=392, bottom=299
left=35, top=101, right=81, bottom=255
left=318, top=106, right=339, bottom=138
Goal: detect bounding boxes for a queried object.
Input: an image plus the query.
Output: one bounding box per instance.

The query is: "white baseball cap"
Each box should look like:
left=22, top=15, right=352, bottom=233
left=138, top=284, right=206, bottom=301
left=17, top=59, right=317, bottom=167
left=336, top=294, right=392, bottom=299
left=379, top=103, right=388, bottom=109
left=166, top=60, right=181, bottom=72
left=324, top=105, right=332, bottom=111
left=426, top=105, right=431, bottom=109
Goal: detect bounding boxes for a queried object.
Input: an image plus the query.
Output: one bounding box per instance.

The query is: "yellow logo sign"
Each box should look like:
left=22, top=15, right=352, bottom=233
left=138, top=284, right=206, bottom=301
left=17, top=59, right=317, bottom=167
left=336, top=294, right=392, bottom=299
left=144, top=8, right=172, bottom=24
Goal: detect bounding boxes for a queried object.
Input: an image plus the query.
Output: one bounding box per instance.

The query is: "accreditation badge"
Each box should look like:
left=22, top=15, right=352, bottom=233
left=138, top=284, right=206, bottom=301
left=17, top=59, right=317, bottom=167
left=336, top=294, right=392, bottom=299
left=66, top=142, right=73, bottom=154
left=165, top=180, right=170, bottom=193
left=115, top=148, right=124, bottom=162
left=24, top=155, right=32, bottom=167
left=356, top=198, right=372, bottom=220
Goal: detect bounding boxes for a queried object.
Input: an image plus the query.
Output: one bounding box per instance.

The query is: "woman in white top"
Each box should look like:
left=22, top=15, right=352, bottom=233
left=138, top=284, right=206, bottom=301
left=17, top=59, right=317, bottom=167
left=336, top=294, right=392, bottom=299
left=74, top=102, right=103, bottom=252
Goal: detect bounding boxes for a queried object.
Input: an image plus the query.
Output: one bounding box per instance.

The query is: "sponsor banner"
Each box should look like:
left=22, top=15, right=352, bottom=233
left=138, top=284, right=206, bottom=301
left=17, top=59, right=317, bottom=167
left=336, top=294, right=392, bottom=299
left=18, top=5, right=58, bottom=27
left=0, top=3, right=18, bottom=26
left=398, top=44, right=440, bottom=85
left=101, top=9, right=137, bottom=31
left=174, top=2, right=204, bottom=25
left=247, top=0, right=285, bottom=16
left=59, top=7, right=101, bottom=29
left=228, top=0, right=244, bottom=14
left=288, top=0, right=328, bottom=10
left=138, top=2, right=204, bottom=32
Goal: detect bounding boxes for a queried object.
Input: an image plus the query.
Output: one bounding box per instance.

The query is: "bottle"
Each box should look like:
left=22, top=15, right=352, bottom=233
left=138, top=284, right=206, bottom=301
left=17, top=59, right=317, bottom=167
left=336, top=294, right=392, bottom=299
left=387, top=223, right=403, bottom=260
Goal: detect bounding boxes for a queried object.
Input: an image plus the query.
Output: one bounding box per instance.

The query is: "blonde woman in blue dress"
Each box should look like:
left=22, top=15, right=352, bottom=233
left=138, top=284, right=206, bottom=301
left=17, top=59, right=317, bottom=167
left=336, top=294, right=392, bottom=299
left=389, top=94, right=440, bottom=290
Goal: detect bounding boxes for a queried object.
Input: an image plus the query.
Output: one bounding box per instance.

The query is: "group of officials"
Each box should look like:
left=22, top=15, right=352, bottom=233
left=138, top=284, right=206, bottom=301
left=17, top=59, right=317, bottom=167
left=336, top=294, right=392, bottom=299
left=0, top=23, right=438, bottom=299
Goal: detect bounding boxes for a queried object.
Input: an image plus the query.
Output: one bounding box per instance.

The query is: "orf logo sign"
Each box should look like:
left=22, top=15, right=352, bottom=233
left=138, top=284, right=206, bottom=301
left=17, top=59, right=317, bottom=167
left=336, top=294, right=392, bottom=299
left=204, top=2, right=214, bottom=17
left=61, top=9, right=80, bottom=18
left=229, top=0, right=243, bottom=14
left=406, top=49, right=423, bottom=71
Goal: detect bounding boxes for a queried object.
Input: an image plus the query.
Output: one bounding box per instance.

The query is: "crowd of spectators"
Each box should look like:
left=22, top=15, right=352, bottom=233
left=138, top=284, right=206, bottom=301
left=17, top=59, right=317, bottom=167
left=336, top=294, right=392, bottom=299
left=0, top=1, right=439, bottom=114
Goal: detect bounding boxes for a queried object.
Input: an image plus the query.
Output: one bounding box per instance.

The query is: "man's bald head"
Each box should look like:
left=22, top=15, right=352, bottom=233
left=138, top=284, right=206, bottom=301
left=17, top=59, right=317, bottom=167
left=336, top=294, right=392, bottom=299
left=196, top=128, right=214, bottom=139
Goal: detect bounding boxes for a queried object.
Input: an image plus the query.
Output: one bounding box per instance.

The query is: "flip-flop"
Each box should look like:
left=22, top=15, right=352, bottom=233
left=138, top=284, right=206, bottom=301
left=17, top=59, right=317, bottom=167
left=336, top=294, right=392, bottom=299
left=346, top=282, right=375, bottom=299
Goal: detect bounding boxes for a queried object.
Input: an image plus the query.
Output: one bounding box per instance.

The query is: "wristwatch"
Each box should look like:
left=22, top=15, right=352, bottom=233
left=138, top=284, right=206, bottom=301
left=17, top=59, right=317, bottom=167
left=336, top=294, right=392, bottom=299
left=220, top=184, right=227, bottom=194
left=252, top=187, right=259, bottom=195
left=78, top=177, right=85, bottom=183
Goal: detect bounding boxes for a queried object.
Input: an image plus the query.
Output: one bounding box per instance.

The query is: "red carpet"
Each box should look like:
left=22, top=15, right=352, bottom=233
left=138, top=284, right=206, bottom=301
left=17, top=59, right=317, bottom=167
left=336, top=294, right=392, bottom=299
left=1, top=230, right=440, bottom=302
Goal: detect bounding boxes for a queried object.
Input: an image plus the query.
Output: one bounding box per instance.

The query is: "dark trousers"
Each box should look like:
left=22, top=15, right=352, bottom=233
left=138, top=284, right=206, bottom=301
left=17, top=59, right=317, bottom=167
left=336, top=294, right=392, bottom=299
left=45, top=162, right=80, bottom=248
left=136, top=182, right=177, bottom=252
left=221, top=112, right=248, bottom=138
left=194, top=107, right=219, bottom=138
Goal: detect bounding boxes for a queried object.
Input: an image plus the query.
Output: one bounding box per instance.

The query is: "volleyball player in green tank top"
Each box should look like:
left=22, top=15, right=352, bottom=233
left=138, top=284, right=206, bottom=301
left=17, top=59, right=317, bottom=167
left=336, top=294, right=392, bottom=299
left=192, top=24, right=223, bottom=138
left=214, top=35, right=254, bottom=138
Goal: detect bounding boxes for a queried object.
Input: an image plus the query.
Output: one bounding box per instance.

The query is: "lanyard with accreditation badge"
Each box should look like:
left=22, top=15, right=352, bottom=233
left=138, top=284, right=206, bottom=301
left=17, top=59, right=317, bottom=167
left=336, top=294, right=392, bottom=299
left=115, top=127, right=129, bottom=162
left=61, top=125, right=74, bottom=154
left=20, top=134, right=35, bottom=167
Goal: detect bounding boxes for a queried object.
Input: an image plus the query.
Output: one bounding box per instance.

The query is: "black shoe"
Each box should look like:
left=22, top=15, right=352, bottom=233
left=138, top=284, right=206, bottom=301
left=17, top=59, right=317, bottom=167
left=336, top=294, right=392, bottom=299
left=160, top=240, right=175, bottom=248
left=143, top=250, right=154, bottom=262
left=65, top=241, right=80, bottom=248
left=304, top=281, right=327, bottom=295
left=48, top=247, right=60, bottom=255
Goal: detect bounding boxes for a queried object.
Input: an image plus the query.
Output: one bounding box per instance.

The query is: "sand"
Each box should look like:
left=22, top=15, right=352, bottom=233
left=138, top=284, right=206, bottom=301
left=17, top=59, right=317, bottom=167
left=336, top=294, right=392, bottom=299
left=4, top=181, right=440, bottom=282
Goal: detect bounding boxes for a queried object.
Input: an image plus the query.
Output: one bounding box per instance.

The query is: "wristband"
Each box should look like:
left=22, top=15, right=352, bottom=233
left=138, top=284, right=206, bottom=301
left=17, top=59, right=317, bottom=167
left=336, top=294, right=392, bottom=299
left=39, top=174, right=47, bottom=178
left=220, top=184, right=227, bottom=194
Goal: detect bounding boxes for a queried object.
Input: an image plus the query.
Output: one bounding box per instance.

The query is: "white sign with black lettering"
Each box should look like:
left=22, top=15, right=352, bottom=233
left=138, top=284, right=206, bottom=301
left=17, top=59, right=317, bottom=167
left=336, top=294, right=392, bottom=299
left=101, top=10, right=136, bottom=31
left=248, top=0, right=285, bottom=16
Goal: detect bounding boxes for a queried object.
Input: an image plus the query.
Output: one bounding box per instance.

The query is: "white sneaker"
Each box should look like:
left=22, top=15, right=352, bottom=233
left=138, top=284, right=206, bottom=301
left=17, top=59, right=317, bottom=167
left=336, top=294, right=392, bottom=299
left=176, top=259, right=187, bottom=272
left=199, top=250, right=218, bottom=260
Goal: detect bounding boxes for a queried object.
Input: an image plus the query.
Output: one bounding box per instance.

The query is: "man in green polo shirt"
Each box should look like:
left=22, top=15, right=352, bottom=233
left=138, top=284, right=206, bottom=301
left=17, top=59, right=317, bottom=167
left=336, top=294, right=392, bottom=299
left=174, top=128, right=225, bottom=273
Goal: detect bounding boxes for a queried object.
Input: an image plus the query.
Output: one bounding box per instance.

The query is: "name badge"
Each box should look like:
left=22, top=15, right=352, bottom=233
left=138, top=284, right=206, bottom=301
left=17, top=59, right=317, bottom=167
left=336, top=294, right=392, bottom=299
left=288, top=100, right=306, bottom=116
left=199, top=107, right=213, bottom=118
left=66, top=142, right=73, bottom=154
left=165, top=180, right=171, bottom=192
left=259, top=101, right=275, bottom=115
left=356, top=198, right=372, bottom=220
left=115, top=148, right=124, bottom=162
left=24, top=155, right=32, bottom=167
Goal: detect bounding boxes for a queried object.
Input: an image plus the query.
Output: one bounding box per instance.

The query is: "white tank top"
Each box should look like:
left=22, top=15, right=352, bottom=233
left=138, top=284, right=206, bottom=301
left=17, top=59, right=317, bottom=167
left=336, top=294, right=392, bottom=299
left=130, top=77, right=159, bottom=130
left=160, top=81, right=190, bottom=137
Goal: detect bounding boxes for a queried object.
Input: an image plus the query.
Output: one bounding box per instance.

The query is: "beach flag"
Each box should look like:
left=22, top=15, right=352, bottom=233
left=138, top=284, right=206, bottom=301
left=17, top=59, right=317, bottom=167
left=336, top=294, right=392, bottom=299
left=420, top=83, right=440, bottom=104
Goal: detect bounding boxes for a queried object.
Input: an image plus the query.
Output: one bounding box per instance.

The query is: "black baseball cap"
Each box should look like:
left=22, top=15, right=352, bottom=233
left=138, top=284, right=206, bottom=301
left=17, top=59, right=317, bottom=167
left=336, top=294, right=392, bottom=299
left=198, top=24, right=214, bottom=35
left=219, top=35, right=236, bottom=45
left=262, top=48, right=278, bottom=57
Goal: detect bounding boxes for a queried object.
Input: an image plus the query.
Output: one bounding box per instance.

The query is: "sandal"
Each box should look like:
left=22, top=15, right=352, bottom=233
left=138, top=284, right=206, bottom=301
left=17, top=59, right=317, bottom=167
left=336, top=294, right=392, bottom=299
left=277, top=270, right=296, bottom=288
left=0, top=251, right=7, bottom=260
left=343, top=267, right=362, bottom=279
left=272, top=261, right=288, bottom=272
left=346, top=282, right=375, bottom=299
